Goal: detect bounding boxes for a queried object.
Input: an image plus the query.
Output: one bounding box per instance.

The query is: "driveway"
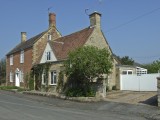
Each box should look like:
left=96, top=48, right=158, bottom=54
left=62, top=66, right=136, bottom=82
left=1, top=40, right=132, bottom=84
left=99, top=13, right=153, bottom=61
left=105, top=91, right=157, bottom=106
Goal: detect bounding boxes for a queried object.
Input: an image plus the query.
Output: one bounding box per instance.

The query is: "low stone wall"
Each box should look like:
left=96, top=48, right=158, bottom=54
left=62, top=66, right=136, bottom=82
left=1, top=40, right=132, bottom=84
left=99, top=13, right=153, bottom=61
left=23, top=91, right=102, bottom=102
left=157, top=77, right=160, bottom=107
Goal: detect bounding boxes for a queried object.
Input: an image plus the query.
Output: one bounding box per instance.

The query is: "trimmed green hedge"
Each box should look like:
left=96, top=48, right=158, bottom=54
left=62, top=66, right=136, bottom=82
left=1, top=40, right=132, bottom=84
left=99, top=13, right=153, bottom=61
left=0, top=86, right=19, bottom=90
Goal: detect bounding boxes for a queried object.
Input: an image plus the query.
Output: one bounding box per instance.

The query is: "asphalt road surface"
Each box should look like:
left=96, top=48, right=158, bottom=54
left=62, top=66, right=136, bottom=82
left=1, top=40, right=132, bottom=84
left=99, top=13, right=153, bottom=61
left=0, top=91, right=159, bottom=120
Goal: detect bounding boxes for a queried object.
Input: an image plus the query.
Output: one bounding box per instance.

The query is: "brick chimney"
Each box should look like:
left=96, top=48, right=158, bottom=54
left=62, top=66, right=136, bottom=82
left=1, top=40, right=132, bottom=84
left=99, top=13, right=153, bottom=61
left=21, top=32, right=27, bottom=43
left=49, top=13, right=56, bottom=27
left=89, top=11, right=101, bottom=28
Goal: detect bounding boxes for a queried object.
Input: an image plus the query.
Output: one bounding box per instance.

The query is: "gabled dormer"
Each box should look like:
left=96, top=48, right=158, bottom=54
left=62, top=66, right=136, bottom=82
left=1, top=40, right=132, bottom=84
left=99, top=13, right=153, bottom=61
left=40, top=42, right=57, bottom=63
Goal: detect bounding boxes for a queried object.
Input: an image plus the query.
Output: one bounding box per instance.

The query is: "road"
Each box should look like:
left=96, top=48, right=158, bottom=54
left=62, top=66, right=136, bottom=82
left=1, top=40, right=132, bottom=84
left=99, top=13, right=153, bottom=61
left=0, top=91, right=159, bottom=120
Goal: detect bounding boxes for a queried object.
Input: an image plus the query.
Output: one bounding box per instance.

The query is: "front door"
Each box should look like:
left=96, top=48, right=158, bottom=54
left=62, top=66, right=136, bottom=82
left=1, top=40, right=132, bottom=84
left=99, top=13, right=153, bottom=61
left=15, top=72, right=20, bottom=87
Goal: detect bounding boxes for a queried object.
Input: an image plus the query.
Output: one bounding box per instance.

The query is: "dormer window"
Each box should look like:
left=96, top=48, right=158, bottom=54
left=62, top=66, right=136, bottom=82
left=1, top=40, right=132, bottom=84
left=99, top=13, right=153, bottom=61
left=20, top=50, right=24, bottom=63
left=48, top=34, right=51, bottom=41
left=46, top=51, right=51, bottom=61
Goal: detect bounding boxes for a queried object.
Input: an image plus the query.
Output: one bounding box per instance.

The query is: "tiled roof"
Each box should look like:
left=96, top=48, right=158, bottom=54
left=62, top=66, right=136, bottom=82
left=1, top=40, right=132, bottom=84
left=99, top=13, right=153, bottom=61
left=6, top=31, right=47, bottom=56
left=49, top=27, right=94, bottom=60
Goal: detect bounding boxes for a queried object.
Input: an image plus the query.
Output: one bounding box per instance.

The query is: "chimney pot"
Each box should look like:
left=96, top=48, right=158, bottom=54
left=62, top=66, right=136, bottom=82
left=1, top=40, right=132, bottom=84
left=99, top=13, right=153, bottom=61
left=21, top=32, right=27, bottom=43
left=49, top=13, right=56, bottom=27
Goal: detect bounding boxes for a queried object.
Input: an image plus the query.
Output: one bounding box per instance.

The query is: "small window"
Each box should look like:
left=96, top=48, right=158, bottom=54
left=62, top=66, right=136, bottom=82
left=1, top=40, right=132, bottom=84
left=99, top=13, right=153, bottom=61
left=20, top=50, right=24, bottom=63
left=122, top=71, right=127, bottom=75
left=46, top=51, right=51, bottom=61
left=50, top=71, right=57, bottom=85
left=42, top=72, right=46, bottom=85
left=122, top=70, right=133, bottom=75
left=10, top=72, right=13, bottom=82
left=128, top=71, right=133, bottom=75
left=20, top=71, right=24, bottom=82
left=10, top=55, right=13, bottom=65
left=48, top=34, right=51, bottom=41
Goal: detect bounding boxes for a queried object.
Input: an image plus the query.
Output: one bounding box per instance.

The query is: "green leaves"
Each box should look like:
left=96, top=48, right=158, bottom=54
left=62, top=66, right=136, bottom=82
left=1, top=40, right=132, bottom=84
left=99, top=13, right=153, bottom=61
left=64, top=46, right=113, bottom=96
left=119, top=56, right=134, bottom=65
left=143, top=60, right=160, bottom=73
left=65, top=46, right=113, bottom=81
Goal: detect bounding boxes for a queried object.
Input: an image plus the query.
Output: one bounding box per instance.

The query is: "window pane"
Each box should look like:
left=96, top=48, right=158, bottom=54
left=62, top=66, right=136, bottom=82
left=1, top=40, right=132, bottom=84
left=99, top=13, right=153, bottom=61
left=54, top=72, right=57, bottom=84
left=47, top=52, right=51, bottom=60
left=50, top=71, right=56, bottom=85
left=122, top=71, right=127, bottom=75
left=20, top=51, right=24, bottom=63
left=10, top=55, right=13, bottom=65
left=10, top=72, right=13, bottom=82
left=42, top=73, right=46, bottom=84
left=128, top=71, right=132, bottom=75
left=51, top=72, right=54, bottom=84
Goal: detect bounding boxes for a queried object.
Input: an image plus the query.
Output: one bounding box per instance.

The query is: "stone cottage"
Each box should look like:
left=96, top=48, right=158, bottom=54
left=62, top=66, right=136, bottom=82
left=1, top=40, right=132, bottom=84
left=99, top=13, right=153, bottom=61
left=39, top=12, right=118, bottom=95
left=6, top=11, right=118, bottom=94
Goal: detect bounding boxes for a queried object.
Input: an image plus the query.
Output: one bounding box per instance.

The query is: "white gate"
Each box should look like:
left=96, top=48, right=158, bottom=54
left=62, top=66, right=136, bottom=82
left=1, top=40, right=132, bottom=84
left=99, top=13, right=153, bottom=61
left=120, top=73, right=159, bottom=91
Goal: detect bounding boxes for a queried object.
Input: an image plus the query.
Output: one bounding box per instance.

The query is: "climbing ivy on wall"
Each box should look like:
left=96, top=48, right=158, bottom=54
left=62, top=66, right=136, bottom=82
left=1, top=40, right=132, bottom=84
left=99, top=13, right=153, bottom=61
left=56, top=71, right=64, bottom=93
left=30, top=63, right=51, bottom=91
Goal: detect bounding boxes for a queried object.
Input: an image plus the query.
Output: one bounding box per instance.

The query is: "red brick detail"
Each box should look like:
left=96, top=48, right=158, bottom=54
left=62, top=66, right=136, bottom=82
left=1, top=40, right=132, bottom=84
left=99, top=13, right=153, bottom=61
left=6, top=48, right=33, bottom=87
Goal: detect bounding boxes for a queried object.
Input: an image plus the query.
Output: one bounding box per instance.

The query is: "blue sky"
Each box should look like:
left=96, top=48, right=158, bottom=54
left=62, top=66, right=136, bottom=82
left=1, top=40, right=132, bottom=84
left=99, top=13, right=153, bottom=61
left=0, top=0, right=160, bottom=64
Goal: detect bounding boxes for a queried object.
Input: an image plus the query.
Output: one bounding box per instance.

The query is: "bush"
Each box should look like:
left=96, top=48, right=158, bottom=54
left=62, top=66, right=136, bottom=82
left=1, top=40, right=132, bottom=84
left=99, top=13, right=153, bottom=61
left=0, top=86, right=18, bottom=90
left=29, top=78, right=34, bottom=90
left=65, top=86, right=95, bottom=97
left=66, top=88, right=83, bottom=97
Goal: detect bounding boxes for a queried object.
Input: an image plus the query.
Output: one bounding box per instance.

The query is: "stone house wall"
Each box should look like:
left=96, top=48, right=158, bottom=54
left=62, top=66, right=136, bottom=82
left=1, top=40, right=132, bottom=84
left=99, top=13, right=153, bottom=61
left=32, top=28, right=61, bottom=65
left=85, top=28, right=118, bottom=90
left=41, top=62, right=64, bottom=92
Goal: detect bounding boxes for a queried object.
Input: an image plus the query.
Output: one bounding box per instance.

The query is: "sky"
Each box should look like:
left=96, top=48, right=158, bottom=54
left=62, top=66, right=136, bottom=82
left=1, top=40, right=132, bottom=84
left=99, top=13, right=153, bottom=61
left=0, top=0, right=160, bottom=64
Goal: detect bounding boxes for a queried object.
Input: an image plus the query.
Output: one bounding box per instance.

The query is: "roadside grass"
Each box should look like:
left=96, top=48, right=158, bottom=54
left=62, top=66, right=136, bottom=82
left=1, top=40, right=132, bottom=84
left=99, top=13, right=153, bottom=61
left=0, top=86, right=28, bottom=92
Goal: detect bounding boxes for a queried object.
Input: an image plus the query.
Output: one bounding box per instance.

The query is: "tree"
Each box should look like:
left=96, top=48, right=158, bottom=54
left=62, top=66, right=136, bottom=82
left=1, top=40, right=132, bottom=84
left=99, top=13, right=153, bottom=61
left=64, top=46, right=113, bottom=97
left=0, top=58, right=6, bottom=85
left=143, top=60, right=160, bottom=73
left=120, top=56, right=134, bottom=65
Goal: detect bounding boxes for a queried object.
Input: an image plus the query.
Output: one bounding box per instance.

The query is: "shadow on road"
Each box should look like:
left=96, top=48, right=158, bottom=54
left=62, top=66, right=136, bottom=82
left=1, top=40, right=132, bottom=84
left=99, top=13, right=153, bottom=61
left=139, top=95, right=158, bottom=106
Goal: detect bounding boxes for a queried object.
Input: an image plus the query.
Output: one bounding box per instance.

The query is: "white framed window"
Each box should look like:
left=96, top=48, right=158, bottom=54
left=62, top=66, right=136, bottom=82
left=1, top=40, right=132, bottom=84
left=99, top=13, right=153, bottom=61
left=46, top=51, right=51, bottom=61
left=20, top=71, right=24, bottom=82
left=136, top=67, right=147, bottom=75
left=48, top=34, right=51, bottom=41
left=10, top=72, right=13, bottom=82
left=42, top=72, right=46, bottom=85
left=122, top=70, right=133, bottom=75
left=128, top=70, right=133, bottom=75
left=50, top=71, right=57, bottom=85
left=20, top=50, right=24, bottom=63
left=10, top=55, right=13, bottom=65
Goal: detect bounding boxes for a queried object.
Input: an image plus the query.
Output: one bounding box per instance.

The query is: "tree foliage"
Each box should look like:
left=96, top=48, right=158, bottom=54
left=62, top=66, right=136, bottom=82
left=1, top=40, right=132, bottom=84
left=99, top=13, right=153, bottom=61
left=64, top=46, right=113, bottom=96
left=143, top=60, right=160, bottom=73
left=0, top=58, right=6, bottom=85
left=116, top=56, right=134, bottom=65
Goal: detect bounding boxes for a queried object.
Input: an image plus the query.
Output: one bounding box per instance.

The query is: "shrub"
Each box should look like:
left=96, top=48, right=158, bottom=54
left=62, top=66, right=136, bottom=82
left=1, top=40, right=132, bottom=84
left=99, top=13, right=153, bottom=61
left=65, top=86, right=96, bottom=97
left=0, top=86, right=18, bottom=90
left=29, top=78, right=34, bottom=90
left=56, top=71, right=64, bottom=92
